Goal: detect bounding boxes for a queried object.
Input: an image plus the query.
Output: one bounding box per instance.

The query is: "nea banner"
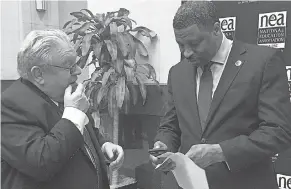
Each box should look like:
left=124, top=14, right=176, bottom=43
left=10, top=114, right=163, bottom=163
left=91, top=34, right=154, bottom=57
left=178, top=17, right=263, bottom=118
left=277, top=174, right=291, bottom=189
left=219, top=17, right=236, bottom=40
left=287, top=66, right=291, bottom=102
left=257, top=11, right=287, bottom=49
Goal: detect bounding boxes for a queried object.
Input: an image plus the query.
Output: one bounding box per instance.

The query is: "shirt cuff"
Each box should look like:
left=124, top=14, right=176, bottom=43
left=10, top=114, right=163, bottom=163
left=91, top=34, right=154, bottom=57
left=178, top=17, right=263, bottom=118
left=62, top=107, right=89, bottom=134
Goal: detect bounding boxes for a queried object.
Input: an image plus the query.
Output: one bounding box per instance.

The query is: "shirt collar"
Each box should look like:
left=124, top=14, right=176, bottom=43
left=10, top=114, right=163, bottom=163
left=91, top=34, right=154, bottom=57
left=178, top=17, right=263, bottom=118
left=211, top=33, right=233, bottom=64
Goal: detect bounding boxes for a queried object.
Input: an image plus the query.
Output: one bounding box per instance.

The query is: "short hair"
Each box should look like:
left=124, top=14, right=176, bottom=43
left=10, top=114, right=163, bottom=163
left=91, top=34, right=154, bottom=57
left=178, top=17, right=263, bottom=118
left=173, top=1, right=219, bottom=30
left=17, top=29, right=76, bottom=79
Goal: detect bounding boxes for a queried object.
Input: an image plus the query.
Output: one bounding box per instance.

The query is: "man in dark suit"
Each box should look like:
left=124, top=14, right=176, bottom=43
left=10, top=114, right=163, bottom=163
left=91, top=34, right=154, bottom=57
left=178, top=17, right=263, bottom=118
left=1, top=29, right=124, bottom=189
left=150, top=1, right=291, bottom=189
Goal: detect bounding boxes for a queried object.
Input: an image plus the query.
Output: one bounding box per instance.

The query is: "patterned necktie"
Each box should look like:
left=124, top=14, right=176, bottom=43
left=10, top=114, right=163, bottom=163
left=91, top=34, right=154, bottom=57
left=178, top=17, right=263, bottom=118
left=198, top=62, right=214, bottom=131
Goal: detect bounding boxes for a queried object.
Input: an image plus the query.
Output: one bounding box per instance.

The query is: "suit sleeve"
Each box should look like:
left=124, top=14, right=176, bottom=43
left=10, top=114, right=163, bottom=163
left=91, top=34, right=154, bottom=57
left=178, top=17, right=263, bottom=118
left=219, top=50, right=291, bottom=172
left=154, top=67, right=181, bottom=152
left=1, top=101, right=84, bottom=182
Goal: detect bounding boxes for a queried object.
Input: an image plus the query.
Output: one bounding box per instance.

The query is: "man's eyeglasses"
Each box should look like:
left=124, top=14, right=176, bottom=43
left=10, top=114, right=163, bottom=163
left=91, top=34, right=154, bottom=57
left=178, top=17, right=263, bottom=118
left=48, top=64, right=78, bottom=74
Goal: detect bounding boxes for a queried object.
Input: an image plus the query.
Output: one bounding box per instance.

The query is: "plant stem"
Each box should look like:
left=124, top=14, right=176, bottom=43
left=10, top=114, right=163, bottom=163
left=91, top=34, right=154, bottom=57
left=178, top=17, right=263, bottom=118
left=110, top=107, right=119, bottom=186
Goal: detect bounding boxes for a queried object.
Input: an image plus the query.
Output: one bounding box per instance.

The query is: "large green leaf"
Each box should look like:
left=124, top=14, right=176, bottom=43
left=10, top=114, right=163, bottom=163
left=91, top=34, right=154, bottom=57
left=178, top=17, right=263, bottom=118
left=74, top=38, right=82, bottom=51
left=135, top=73, right=147, bottom=105
left=93, top=41, right=103, bottom=60
left=73, top=22, right=92, bottom=35
left=102, top=67, right=115, bottom=86
left=116, top=76, right=126, bottom=108
left=124, top=59, right=136, bottom=68
left=116, top=33, right=129, bottom=57
left=92, top=111, right=101, bottom=128
left=70, top=11, right=91, bottom=22
left=133, top=37, right=148, bottom=57
left=96, top=83, right=110, bottom=105
left=127, top=83, right=138, bottom=105
left=104, top=40, right=117, bottom=61
left=82, top=33, right=94, bottom=56
left=108, top=85, right=117, bottom=117
left=123, top=85, right=130, bottom=114
left=137, top=63, right=156, bottom=80
left=124, top=66, right=135, bottom=82
left=81, top=9, right=95, bottom=19
left=109, top=22, right=118, bottom=37
left=115, top=59, right=124, bottom=74
left=117, top=8, right=130, bottom=17
left=132, top=26, right=157, bottom=38
left=90, top=68, right=103, bottom=82
left=77, top=52, right=90, bottom=69
left=123, top=33, right=136, bottom=58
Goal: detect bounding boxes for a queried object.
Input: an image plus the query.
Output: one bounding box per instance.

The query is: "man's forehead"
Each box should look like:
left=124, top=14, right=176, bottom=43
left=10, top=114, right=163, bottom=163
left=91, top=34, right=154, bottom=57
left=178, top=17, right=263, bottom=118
left=174, top=24, right=201, bottom=41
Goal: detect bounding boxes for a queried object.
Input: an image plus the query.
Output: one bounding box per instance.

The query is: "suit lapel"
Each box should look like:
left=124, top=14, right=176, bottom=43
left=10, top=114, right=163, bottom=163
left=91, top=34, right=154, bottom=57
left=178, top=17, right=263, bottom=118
left=203, top=41, right=247, bottom=133
left=182, top=59, right=203, bottom=135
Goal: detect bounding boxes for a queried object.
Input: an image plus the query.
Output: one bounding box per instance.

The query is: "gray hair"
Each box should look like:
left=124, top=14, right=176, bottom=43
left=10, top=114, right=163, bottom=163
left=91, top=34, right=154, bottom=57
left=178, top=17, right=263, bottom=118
left=17, top=29, right=76, bottom=79
left=173, top=1, right=219, bottom=30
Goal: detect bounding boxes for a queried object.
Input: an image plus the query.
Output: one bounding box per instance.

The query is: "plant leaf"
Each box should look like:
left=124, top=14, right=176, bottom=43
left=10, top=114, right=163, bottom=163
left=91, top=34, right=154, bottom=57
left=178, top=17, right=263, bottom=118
left=82, top=33, right=94, bottom=56
left=104, top=40, right=117, bottom=61
left=123, top=33, right=136, bottom=58
left=102, top=67, right=115, bottom=86
left=137, top=63, right=156, bottom=80
left=74, top=37, right=82, bottom=51
left=116, top=76, right=126, bottom=108
left=124, top=66, right=135, bottom=82
left=108, top=85, right=117, bottom=117
left=123, top=85, right=130, bottom=114
left=63, top=20, right=72, bottom=29
left=117, top=8, right=130, bottom=17
left=75, top=22, right=92, bottom=35
left=97, top=83, right=110, bottom=105
left=124, top=59, right=136, bottom=68
left=70, top=11, right=91, bottom=22
left=109, top=22, right=118, bottom=37
left=127, top=83, right=138, bottom=105
left=77, top=53, right=90, bottom=69
left=93, top=41, right=103, bottom=59
left=115, top=59, right=124, bottom=74
left=132, top=26, right=157, bottom=38
left=135, top=73, right=147, bottom=105
left=91, top=68, right=103, bottom=82
left=133, top=37, right=148, bottom=57
left=81, top=9, right=95, bottom=19
left=116, top=33, right=129, bottom=57
left=92, top=111, right=101, bottom=128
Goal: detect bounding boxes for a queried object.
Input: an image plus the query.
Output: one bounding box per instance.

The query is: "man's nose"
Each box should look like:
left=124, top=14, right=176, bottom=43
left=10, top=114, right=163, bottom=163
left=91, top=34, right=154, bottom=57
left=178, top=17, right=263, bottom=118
left=183, top=48, right=193, bottom=59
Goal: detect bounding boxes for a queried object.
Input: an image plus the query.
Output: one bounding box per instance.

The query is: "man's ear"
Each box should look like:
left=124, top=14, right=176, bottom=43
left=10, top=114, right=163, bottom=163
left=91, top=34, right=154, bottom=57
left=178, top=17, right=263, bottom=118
left=212, top=22, right=221, bottom=36
left=31, top=66, right=44, bottom=85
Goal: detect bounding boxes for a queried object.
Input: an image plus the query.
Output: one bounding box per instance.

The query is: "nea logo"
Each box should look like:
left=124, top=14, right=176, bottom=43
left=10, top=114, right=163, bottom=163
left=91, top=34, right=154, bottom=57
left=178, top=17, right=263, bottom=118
left=259, top=11, right=287, bottom=29
left=219, top=17, right=236, bottom=32
left=277, top=174, right=291, bottom=189
left=287, top=66, right=291, bottom=82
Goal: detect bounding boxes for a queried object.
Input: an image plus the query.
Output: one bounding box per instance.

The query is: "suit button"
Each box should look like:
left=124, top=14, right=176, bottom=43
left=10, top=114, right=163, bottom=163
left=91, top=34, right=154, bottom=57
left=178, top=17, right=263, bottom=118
left=201, top=138, right=206, bottom=143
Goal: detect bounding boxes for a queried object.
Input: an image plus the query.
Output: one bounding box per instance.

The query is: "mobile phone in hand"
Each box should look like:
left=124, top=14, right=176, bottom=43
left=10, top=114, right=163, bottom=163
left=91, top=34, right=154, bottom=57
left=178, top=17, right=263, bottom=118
left=148, top=148, right=168, bottom=157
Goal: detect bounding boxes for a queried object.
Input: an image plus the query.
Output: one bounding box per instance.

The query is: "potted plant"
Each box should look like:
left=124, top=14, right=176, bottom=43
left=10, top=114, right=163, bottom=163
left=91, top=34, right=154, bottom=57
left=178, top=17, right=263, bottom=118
left=63, top=8, right=159, bottom=187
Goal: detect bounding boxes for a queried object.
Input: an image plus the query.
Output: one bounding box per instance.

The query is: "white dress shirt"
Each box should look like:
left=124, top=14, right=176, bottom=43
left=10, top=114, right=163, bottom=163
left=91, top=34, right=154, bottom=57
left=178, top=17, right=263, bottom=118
left=51, top=100, right=89, bottom=134
left=196, top=34, right=233, bottom=99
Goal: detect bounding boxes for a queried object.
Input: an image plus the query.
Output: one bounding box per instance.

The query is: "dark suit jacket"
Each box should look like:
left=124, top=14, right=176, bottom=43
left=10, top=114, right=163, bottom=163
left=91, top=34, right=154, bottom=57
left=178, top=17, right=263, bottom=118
left=155, top=41, right=291, bottom=189
left=1, top=78, right=110, bottom=189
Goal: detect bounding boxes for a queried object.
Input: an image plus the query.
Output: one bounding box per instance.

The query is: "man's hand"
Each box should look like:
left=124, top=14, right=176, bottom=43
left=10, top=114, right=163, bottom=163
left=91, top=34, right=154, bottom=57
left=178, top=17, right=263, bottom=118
left=185, top=144, right=225, bottom=169
left=149, top=141, right=176, bottom=172
left=64, top=83, right=89, bottom=113
left=102, top=142, right=124, bottom=171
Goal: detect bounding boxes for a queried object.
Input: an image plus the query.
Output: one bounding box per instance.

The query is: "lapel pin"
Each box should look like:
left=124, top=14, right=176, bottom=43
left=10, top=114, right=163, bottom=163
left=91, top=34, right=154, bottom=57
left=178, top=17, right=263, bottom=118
left=235, top=60, right=242, bottom=67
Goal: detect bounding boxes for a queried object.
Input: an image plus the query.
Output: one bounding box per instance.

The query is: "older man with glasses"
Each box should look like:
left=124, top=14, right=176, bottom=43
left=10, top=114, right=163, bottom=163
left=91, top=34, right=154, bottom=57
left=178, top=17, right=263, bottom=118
left=1, top=29, right=124, bottom=189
